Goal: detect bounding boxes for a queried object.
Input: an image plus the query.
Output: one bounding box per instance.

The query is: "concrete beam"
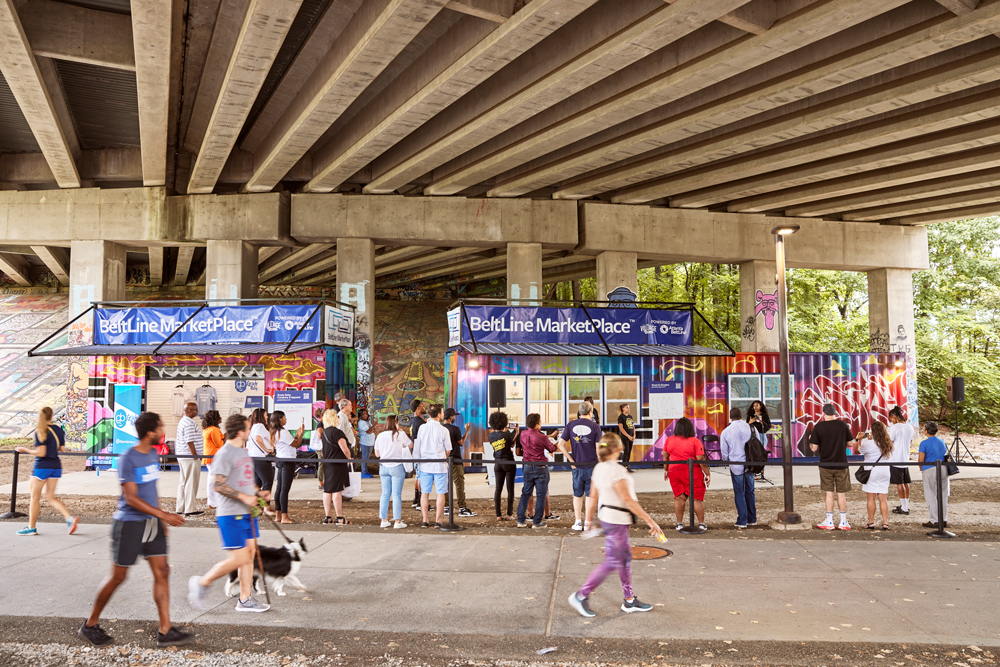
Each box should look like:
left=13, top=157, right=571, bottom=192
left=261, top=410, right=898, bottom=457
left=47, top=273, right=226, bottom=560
left=183, top=192, right=292, bottom=243
left=186, top=0, right=303, bottom=194
left=173, top=245, right=196, bottom=287
left=498, top=6, right=1000, bottom=198
left=734, top=132, right=1000, bottom=215
left=292, top=194, right=577, bottom=248
left=935, top=0, right=979, bottom=15
left=148, top=245, right=164, bottom=286
left=379, top=249, right=506, bottom=285
left=712, top=0, right=774, bottom=34
left=445, top=0, right=511, bottom=23
left=377, top=247, right=483, bottom=277
left=654, top=85, right=1000, bottom=208
left=843, top=187, right=1000, bottom=221
left=244, top=0, right=448, bottom=193
left=0, top=148, right=143, bottom=184
left=898, top=202, right=1000, bottom=225
left=306, top=0, right=560, bottom=193
left=271, top=251, right=338, bottom=285
left=578, top=203, right=929, bottom=271
left=258, top=243, right=332, bottom=282
left=69, top=240, right=125, bottom=316
left=784, top=162, right=1000, bottom=218
left=374, top=245, right=438, bottom=267
left=132, top=0, right=178, bottom=186
left=19, top=0, right=135, bottom=71
left=0, top=0, right=80, bottom=188
left=364, top=0, right=671, bottom=194
left=0, top=187, right=177, bottom=244
left=425, top=0, right=902, bottom=196
left=30, top=245, right=68, bottom=285
left=602, top=47, right=1000, bottom=204
left=257, top=246, right=285, bottom=265
left=0, top=252, right=32, bottom=286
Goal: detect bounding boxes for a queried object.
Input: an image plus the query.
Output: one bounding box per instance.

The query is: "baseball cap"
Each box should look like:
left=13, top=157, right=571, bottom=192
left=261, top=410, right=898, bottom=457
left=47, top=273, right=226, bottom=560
left=443, top=408, right=458, bottom=419
left=822, top=404, right=836, bottom=416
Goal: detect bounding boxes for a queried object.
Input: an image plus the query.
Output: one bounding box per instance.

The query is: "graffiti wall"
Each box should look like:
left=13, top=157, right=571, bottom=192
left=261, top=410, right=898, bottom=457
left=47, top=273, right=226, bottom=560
left=370, top=299, right=449, bottom=421
left=446, top=351, right=911, bottom=462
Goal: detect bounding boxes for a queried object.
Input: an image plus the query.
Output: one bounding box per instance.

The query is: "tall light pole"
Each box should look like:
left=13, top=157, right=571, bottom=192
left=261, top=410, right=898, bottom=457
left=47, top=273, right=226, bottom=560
left=772, top=223, right=801, bottom=524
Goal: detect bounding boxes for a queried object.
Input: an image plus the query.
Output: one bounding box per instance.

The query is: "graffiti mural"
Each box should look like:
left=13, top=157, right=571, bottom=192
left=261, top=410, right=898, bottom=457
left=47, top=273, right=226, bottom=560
left=755, top=290, right=779, bottom=330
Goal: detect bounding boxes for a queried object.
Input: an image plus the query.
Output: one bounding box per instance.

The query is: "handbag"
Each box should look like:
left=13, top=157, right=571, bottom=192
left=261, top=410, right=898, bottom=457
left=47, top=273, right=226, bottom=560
left=944, top=454, right=960, bottom=477
left=854, top=453, right=882, bottom=485
left=400, top=445, right=414, bottom=474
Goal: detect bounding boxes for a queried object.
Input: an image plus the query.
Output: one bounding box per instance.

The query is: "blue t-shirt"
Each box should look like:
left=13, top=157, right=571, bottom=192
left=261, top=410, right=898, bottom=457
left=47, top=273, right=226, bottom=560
left=113, top=446, right=161, bottom=521
left=918, top=436, right=947, bottom=471
left=561, top=418, right=602, bottom=463
left=358, top=419, right=375, bottom=449
left=33, top=426, right=64, bottom=469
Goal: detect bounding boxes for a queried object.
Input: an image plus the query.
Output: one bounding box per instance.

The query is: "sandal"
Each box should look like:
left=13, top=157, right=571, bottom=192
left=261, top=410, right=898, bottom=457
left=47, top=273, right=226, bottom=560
left=865, top=522, right=876, bottom=530
left=323, top=516, right=333, bottom=524
left=334, top=517, right=352, bottom=525
left=882, top=523, right=890, bottom=531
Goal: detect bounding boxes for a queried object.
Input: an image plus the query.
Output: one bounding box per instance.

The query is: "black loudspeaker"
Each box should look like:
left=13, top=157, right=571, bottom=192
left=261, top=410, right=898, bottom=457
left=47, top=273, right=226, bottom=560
left=946, top=377, right=965, bottom=402
left=489, top=379, right=506, bottom=409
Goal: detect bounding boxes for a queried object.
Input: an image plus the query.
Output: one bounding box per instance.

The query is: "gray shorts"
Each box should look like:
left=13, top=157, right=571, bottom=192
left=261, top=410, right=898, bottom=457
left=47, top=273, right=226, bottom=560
left=111, top=518, right=167, bottom=567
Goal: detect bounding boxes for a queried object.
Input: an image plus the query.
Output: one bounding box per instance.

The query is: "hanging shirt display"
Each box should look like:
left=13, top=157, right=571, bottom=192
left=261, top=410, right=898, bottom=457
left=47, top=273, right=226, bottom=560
left=170, top=387, right=191, bottom=417
left=194, top=385, right=218, bottom=416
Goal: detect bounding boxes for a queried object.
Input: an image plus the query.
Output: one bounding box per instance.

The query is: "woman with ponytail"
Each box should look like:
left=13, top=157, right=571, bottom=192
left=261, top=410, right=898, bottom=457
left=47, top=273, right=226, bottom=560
left=15, top=407, right=77, bottom=536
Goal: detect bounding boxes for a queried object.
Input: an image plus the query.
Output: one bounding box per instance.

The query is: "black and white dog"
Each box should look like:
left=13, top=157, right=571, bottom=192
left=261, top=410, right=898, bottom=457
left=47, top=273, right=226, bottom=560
left=224, top=538, right=308, bottom=597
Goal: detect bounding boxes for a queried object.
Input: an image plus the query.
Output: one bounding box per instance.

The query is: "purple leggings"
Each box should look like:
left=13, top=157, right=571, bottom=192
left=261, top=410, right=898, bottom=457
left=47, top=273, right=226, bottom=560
left=578, top=521, right=633, bottom=599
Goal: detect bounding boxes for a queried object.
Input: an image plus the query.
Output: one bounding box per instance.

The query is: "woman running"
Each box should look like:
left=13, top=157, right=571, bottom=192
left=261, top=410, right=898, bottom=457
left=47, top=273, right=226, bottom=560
left=16, top=407, right=77, bottom=536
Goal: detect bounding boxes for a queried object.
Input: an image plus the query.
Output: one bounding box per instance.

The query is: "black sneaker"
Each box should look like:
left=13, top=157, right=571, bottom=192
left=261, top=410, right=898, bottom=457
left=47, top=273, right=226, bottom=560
left=892, top=507, right=909, bottom=515
left=157, top=626, right=195, bottom=648
left=458, top=507, right=477, bottom=517
left=421, top=521, right=431, bottom=528
left=78, top=622, right=113, bottom=647
left=621, top=597, right=653, bottom=613
left=568, top=592, right=596, bottom=618
left=411, top=503, right=420, bottom=510
left=544, top=513, right=560, bottom=521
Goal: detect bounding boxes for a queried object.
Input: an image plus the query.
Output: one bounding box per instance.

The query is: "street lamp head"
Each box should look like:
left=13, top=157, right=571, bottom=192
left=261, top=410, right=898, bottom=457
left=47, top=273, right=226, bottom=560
left=771, top=224, right=801, bottom=236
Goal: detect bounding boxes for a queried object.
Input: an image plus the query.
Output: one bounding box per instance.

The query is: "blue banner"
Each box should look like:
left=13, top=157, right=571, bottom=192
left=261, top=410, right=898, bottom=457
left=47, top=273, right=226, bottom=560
left=456, top=306, right=692, bottom=346
left=94, top=305, right=322, bottom=346
left=112, top=384, right=142, bottom=469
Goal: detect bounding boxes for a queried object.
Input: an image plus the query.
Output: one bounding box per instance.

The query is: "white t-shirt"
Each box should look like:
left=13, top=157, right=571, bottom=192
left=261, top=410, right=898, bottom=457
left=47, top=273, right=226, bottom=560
left=887, top=422, right=915, bottom=468
left=374, top=430, right=411, bottom=469
left=273, top=428, right=298, bottom=460
left=248, top=424, right=271, bottom=458
left=338, top=411, right=356, bottom=446
left=593, top=460, right=637, bottom=525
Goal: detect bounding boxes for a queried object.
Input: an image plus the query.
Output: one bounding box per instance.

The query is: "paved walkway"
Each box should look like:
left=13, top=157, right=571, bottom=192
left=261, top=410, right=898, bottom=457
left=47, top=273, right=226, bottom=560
left=0, top=522, right=997, bottom=646
left=6, top=464, right=1000, bottom=501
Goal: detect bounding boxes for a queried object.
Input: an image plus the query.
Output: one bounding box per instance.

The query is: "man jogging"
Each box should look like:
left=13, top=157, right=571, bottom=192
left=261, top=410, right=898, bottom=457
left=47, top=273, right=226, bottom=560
left=79, top=412, right=192, bottom=648
left=188, top=414, right=272, bottom=613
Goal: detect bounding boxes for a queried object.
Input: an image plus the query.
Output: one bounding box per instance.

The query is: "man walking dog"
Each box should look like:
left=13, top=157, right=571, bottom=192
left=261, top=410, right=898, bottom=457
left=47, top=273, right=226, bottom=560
left=188, top=414, right=272, bottom=612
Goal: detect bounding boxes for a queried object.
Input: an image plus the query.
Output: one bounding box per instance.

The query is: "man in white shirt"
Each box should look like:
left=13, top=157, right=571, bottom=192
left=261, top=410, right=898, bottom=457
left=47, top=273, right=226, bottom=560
left=412, top=405, right=450, bottom=528
left=175, top=402, right=203, bottom=516
left=887, top=406, right=915, bottom=515
left=337, top=398, right=356, bottom=450
left=719, top=408, right=756, bottom=529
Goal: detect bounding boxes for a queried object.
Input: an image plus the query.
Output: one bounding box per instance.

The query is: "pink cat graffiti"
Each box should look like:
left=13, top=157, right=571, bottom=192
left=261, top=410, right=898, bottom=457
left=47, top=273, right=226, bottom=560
left=755, top=290, right=779, bottom=330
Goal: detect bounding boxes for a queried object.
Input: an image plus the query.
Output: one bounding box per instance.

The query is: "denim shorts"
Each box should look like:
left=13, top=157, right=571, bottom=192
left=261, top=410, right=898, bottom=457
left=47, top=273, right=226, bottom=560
left=572, top=467, right=594, bottom=498
left=418, top=471, right=448, bottom=495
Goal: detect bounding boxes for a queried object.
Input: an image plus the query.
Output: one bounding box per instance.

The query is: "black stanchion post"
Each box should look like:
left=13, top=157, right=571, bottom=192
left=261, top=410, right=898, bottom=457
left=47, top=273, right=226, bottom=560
left=679, top=458, right=706, bottom=535
left=439, top=457, right=463, bottom=532
left=1, top=451, right=27, bottom=520
left=927, top=459, right=955, bottom=539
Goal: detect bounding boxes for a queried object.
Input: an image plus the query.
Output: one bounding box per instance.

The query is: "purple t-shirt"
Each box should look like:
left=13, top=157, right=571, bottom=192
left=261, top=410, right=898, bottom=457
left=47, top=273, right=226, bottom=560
left=561, top=418, right=601, bottom=463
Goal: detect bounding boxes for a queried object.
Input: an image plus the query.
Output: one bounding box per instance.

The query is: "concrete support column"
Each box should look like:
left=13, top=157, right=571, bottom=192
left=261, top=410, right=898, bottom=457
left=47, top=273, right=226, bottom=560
left=868, top=268, right=918, bottom=427
left=739, top=260, right=779, bottom=353
left=69, top=240, right=126, bottom=319
left=595, top=251, right=637, bottom=301
left=506, top=242, right=542, bottom=305
left=205, top=240, right=258, bottom=304
left=337, top=238, right=375, bottom=411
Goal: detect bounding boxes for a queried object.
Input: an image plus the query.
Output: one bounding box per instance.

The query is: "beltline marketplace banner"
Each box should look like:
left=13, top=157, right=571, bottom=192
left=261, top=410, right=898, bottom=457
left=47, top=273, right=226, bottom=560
left=94, top=305, right=354, bottom=347
left=450, top=305, right=693, bottom=347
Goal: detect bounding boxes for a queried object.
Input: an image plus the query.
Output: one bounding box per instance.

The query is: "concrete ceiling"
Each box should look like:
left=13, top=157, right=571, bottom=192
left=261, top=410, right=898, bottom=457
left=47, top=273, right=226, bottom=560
left=0, top=0, right=998, bottom=290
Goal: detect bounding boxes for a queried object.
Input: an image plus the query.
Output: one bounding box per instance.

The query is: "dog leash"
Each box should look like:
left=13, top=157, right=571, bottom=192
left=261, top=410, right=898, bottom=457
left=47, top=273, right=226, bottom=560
left=254, top=497, right=294, bottom=544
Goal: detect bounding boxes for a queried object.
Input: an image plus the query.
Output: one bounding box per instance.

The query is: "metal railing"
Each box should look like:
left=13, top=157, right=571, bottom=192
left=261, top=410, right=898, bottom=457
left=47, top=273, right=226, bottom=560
left=0, top=450, right=989, bottom=538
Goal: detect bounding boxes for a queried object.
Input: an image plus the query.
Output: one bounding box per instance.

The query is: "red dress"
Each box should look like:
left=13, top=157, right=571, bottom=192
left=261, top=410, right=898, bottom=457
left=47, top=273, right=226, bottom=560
left=664, top=435, right=706, bottom=500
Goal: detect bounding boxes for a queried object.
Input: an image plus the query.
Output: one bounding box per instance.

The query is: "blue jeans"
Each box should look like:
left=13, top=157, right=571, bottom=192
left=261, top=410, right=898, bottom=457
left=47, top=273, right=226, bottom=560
left=360, top=445, right=374, bottom=475
left=517, top=465, right=550, bottom=525
left=379, top=464, right=405, bottom=521
left=731, top=471, right=757, bottom=526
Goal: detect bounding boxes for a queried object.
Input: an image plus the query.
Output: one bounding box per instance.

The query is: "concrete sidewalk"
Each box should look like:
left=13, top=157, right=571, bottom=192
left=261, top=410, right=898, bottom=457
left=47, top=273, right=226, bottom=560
left=6, top=464, right=1000, bottom=501
left=0, top=522, right=996, bottom=646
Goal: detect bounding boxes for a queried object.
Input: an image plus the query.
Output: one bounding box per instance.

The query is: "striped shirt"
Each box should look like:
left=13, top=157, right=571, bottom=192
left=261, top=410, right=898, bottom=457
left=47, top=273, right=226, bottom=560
left=176, top=415, right=203, bottom=456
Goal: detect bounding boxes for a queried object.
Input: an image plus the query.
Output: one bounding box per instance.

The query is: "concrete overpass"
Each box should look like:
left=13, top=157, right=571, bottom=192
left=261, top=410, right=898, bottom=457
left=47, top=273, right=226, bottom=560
left=0, top=0, right=990, bottom=367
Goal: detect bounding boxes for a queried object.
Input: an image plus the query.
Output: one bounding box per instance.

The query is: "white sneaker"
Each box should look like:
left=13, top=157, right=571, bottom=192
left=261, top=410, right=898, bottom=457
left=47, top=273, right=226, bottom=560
left=393, top=521, right=407, bottom=529
left=572, top=520, right=583, bottom=531
left=816, top=518, right=835, bottom=530
left=380, top=520, right=391, bottom=528
left=837, top=521, right=852, bottom=531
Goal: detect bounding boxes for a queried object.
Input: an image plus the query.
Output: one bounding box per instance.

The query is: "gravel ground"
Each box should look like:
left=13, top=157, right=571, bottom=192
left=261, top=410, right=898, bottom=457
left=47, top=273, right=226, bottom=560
left=0, top=618, right=995, bottom=667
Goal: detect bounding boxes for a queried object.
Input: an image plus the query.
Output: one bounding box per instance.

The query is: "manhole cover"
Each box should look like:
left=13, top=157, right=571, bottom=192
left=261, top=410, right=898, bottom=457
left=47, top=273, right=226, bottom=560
left=632, top=546, right=672, bottom=560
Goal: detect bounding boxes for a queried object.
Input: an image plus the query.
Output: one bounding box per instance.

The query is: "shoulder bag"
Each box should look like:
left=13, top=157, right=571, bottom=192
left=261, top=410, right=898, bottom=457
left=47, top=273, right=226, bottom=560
left=854, top=452, right=882, bottom=485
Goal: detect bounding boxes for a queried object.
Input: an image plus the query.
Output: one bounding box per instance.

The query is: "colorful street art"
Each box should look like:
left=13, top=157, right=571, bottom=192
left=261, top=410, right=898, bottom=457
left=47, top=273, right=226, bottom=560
left=755, top=290, right=779, bottom=330
left=445, top=351, right=911, bottom=463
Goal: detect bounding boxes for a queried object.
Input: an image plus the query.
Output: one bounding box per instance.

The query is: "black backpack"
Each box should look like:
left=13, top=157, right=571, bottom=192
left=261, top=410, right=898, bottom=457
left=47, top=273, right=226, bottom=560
left=744, top=434, right=769, bottom=474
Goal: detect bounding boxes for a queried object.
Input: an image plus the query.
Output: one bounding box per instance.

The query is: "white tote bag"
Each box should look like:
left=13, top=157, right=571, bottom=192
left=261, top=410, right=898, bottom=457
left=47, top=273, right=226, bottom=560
left=400, top=446, right=414, bottom=474
left=343, top=471, right=362, bottom=499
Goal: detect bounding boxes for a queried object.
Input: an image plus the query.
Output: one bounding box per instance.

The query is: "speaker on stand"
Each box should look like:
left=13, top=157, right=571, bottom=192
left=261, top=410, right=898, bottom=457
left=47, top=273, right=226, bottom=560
left=946, top=377, right=976, bottom=463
